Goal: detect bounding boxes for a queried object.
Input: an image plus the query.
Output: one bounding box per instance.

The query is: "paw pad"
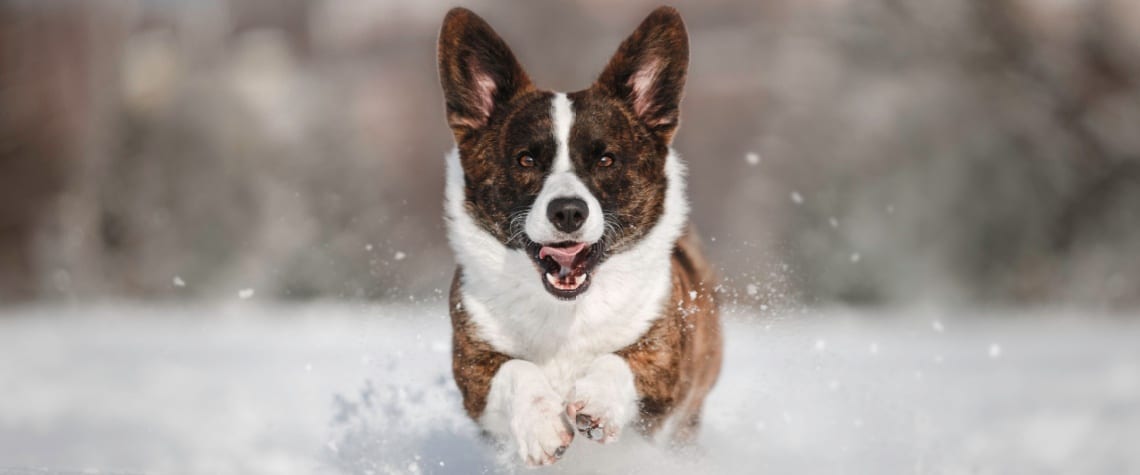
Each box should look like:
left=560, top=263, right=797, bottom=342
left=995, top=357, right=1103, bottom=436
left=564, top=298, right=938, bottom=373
left=575, top=413, right=606, bottom=440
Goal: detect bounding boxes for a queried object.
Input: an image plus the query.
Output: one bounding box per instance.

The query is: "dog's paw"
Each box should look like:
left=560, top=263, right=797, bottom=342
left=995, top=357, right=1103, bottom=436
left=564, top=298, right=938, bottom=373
left=510, top=392, right=574, bottom=466
left=566, top=385, right=627, bottom=444
left=566, top=354, right=638, bottom=444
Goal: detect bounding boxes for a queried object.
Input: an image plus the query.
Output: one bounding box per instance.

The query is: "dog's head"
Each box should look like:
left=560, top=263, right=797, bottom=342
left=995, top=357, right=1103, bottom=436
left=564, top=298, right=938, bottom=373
left=438, top=7, right=688, bottom=300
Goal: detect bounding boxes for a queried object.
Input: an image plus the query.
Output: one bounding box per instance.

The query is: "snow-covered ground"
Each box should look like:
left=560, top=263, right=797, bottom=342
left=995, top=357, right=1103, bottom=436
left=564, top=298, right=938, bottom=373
left=0, top=303, right=1137, bottom=474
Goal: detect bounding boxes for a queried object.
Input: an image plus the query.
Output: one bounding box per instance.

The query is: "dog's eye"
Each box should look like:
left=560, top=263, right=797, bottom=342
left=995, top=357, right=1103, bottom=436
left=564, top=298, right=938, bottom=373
left=598, top=153, right=615, bottom=168
left=517, top=154, right=536, bottom=168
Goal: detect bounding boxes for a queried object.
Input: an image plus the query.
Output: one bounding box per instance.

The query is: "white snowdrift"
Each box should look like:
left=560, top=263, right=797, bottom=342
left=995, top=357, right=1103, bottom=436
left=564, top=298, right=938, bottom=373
left=0, top=303, right=1137, bottom=474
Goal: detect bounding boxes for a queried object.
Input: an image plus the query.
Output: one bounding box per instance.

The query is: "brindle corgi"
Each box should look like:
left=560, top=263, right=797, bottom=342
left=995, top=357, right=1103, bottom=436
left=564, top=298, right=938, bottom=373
left=437, top=6, right=721, bottom=466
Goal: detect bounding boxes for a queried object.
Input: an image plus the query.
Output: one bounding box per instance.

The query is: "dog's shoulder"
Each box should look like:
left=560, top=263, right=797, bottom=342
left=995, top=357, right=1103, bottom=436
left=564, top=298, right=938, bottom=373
left=449, top=268, right=512, bottom=419
left=671, top=226, right=716, bottom=293
left=612, top=229, right=721, bottom=432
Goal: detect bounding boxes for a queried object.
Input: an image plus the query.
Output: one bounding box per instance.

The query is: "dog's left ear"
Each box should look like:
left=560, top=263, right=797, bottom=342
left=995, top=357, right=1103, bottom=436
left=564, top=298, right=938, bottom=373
left=595, top=6, right=689, bottom=143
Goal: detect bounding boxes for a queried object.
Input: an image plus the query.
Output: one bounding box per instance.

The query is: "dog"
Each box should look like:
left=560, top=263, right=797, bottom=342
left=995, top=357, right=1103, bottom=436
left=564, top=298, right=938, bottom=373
left=437, top=6, right=722, bottom=466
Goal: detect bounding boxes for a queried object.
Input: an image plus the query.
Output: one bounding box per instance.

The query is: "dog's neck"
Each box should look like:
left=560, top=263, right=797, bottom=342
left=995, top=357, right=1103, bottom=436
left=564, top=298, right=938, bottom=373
left=444, top=147, right=691, bottom=362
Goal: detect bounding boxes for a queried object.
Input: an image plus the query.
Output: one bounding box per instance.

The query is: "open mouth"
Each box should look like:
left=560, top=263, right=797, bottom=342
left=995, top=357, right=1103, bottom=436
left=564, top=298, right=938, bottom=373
left=528, top=241, right=601, bottom=300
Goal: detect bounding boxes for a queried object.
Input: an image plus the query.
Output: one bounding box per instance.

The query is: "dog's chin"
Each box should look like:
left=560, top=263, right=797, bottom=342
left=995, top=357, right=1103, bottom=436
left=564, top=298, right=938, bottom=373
left=527, top=241, right=601, bottom=301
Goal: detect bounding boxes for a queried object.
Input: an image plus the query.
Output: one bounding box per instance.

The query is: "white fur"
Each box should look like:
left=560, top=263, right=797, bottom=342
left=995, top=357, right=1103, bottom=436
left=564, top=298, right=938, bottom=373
left=524, top=93, right=605, bottom=244
left=551, top=93, right=574, bottom=174
left=567, top=353, right=639, bottom=443
left=481, top=359, right=573, bottom=466
left=444, top=92, right=692, bottom=457
left=445, top=145, right=689, bottom=386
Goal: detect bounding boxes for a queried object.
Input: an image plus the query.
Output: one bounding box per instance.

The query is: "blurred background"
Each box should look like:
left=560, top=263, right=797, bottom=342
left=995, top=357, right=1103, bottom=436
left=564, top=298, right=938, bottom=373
left=4, top=1, right=1140, bottom=473
left=2, top=0, right=1140, bottom=308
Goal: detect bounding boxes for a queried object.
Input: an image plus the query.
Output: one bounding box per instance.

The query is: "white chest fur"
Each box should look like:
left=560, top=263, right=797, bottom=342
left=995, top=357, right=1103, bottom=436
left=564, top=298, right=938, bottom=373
left=457, top=255, right=672, bottom=396
left=445, top=146, right=689, bottom=396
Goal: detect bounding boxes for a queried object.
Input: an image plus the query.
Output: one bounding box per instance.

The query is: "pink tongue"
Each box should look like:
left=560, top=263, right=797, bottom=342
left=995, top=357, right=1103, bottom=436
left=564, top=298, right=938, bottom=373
left=538, top=242, right=588, bottom=269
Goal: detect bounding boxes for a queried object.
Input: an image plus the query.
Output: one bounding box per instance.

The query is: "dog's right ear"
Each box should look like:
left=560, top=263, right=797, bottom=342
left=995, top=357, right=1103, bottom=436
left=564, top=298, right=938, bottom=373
left=438, top=8, right=533, bottom=143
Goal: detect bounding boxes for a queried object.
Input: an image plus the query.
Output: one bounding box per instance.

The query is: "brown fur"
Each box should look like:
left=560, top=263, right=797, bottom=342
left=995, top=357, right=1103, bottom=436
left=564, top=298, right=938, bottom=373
left=437, top=8, right=534, bottom=144
left=449, top=270, right=511, bottom=419
left=441, top=6, right=722, bottom=445
left=594, top=6, right=689, bottom=143
left=449, top=229, right=722, bottom=443
left=437, top=7, right=688, bottom=257
left=457, top=90, right=558, bottom=246
left=616, top=229, right=722, bottom=442
left=565, top=88, right=669, bottom=254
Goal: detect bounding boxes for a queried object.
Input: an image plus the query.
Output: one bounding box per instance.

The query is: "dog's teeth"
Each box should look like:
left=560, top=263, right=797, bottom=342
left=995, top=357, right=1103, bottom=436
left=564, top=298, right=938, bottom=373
left=545, top=269, right=588, bottom=291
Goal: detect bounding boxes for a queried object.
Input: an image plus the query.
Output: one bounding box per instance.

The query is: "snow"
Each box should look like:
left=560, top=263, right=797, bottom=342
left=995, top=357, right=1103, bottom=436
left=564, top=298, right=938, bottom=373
left=0, top=304, right=1138, bottom=474
left=238, top=288, right=255, bottom=299
left=790, top=191, right=804, bottom=204
left=744, top=152, right=761, bottom=166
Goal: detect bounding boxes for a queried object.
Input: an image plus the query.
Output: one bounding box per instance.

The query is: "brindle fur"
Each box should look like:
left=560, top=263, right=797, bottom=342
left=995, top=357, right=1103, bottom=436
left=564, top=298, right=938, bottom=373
left=449, top=230, right=722, bottom=443
left=449, top=270, right=511, bottom=419
left=616, top=230, right=721, bottom=442
left=437, top=8, right=687, bottom=257
left=440, top=6, right=722, bottom=445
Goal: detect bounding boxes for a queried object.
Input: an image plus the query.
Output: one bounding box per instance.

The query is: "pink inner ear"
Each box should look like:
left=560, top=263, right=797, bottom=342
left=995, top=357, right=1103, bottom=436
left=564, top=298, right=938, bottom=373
left=471, top=66, right=497, bottom=125
left=628, top=58, right=662, bottom=120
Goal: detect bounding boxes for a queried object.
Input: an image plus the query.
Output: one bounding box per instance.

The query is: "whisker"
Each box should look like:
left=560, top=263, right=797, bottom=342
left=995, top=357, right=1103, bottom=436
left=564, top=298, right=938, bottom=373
left=507, top=208, right=530, bottom=245
left=601, top=213, right=628, bottom=253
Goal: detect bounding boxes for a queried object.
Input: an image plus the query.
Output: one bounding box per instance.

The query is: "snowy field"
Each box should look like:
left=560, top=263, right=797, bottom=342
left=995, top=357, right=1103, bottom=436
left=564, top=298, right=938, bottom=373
left=1, top=303, right=1138, bottom=474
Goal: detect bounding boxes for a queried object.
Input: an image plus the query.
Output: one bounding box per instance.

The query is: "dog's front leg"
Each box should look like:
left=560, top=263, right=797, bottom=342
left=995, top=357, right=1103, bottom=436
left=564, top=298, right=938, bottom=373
left=481, top=360, right=574, bottom=466
left=565, top=354, right=639, bottom=443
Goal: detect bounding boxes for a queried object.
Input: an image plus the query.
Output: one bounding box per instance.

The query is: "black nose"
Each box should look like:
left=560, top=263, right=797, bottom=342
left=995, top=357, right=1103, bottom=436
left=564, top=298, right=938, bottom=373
left=547, top=197, right=589, bottom=233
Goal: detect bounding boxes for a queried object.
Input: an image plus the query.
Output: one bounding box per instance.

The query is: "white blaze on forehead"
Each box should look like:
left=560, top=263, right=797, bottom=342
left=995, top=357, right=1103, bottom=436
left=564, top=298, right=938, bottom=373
left=523, top=92, right=605, bottom=244
left=551, top=93, right=574, bottom=173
